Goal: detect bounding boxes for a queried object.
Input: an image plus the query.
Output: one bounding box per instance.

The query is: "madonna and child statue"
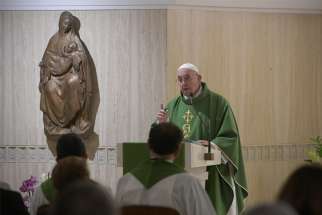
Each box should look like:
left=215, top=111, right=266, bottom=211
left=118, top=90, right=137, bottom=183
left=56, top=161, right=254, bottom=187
left=38, top=11, right=100, bottom=159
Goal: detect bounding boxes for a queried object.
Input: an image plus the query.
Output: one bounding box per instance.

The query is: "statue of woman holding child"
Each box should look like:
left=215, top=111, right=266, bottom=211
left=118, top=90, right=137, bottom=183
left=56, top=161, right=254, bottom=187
left=39, top=11, right=100, bottom=158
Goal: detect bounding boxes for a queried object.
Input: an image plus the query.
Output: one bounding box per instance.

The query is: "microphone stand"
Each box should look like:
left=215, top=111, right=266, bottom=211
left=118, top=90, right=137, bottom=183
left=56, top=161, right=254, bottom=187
left=188, top=95, right=214, bottom=160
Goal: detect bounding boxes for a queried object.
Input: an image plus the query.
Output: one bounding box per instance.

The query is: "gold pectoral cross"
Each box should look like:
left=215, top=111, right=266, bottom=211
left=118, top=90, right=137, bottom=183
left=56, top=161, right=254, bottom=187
left=182, top=109, right=194, bottom=138
left=183, top=110, right=193, bottom=123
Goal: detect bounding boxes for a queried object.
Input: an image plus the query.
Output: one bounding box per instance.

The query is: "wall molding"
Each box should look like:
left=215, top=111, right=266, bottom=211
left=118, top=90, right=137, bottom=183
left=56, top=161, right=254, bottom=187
left=167, top=6, right=322, bottom=14
left=0, top=144, right=314, bottom=163
left=0, top=145, right=118, bottom=192
left=0, top=0, right=321, bottom=13
left=0, top=145, right=115, bottom=164
left=242, top=144, right=314, bottom=162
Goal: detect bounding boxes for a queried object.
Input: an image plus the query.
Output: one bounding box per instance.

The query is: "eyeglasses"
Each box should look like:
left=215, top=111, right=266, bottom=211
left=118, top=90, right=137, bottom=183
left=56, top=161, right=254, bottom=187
left=177, top=75, right=196, bottom=84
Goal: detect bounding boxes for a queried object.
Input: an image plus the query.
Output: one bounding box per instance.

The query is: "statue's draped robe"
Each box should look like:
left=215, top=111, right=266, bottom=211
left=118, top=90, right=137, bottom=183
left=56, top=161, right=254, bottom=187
left=40, top=29, right=99, bottom=137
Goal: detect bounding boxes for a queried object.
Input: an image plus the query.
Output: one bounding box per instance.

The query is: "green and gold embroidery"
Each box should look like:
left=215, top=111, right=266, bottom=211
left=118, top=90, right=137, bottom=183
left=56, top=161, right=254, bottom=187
left=182, top=109, right=194, bottom=138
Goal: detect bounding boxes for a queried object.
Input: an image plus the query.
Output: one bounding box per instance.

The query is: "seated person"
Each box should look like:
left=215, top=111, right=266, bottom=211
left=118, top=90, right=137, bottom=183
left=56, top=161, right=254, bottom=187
left=277, top=164, right=322, bottom=215
left=115, top=122, right=216, bottom=215
left=51, top=179, right=115, bottom=215
left=34, top=156, right=90, bottom=215
left=29, top=133, right=88, bottom=215
left=244, top=202, right=297, bottom=215
left=52, top=156, right=90, bottom=192
left=0, top=187, right=29, bottom=215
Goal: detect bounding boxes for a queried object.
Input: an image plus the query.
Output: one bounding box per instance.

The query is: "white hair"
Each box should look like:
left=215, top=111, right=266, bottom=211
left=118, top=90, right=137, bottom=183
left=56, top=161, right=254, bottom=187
left=177, top=63, right=199, bottom=73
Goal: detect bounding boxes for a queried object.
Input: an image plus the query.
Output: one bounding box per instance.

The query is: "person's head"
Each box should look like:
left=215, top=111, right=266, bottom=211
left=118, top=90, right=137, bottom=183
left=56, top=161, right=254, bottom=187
left=148, top=122, right=183, bottom=159
left=56, top=133, right=87, bottom=161
left=59, top=11, right=74, bottom=33
left=51, top=180, right=115, bottom=215
left=52, top=156, right=89, bottom=192
left=277, top=164, right=322, bottom=215
left=244, top=202, right=297, bottom=215
left=177, top=63, right=202, bottom=97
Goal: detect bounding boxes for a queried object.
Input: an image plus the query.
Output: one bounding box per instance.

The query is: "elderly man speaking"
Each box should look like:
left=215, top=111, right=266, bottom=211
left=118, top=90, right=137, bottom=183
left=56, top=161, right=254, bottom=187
left=156, top=63, right=248, bottom=215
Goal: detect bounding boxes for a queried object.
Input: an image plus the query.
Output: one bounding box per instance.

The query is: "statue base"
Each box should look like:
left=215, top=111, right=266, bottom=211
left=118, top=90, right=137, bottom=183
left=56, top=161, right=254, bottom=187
left=47, top=132, right=99, bottom=160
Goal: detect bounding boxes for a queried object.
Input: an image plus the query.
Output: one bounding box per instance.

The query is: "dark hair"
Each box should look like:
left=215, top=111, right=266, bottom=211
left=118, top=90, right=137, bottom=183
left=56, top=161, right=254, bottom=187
left=56, top=133, right=87, bottom=160
left=277, top=164, right=322, bottom=215
left=148, top=122, right=183, bottom=155
left=51, top=180, right=115, bottom=215
left=36, top=204, right=50, bottom=215
left=52, top=156, right=89, bottom=191
left=244, top=202, right=297, bottom=215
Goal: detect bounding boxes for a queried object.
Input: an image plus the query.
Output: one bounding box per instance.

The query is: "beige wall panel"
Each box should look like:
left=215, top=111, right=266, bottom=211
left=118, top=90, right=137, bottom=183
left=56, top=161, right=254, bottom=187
left=0, top=10, right=167, bottom=147
left=167, top=9, right=322, bottom=206
left=167, top=9, right=322, bottom=147
left=245, top=160, right=305, bottom=207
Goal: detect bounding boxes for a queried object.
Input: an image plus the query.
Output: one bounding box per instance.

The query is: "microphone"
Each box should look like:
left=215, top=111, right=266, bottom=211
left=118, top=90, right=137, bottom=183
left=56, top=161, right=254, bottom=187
left=188, top=93, right=193, bottom=105
left=187, top=93, right=214, bottom=160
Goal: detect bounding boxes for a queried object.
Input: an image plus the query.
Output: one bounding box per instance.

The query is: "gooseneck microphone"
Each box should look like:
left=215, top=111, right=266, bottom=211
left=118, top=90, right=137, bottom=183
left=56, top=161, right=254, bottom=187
left=187, top=93, right=214, bottom=160
left=188, top=93, right=193, bottom=106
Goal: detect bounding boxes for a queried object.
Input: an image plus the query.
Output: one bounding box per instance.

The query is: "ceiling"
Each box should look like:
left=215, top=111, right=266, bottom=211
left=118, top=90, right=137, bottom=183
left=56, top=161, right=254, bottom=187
left=1, top=0, right=322, bottom=13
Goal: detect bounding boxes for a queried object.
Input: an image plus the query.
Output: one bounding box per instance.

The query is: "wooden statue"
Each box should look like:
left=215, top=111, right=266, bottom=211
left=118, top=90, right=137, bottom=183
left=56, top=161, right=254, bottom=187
left=39, top=11, right=100, bottom=159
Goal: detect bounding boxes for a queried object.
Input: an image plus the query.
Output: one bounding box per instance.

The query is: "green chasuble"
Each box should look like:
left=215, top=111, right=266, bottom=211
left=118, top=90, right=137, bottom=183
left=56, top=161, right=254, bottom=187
left=41, top=178, right=57, bottom=203
left=130, top=159, right=185, bottom=188
left=166, top=83, right=248, bottom=215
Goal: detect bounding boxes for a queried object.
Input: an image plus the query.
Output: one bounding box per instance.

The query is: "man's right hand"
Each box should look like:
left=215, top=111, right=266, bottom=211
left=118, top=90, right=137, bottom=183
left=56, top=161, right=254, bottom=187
left=156, top=109, right=168, bottom=123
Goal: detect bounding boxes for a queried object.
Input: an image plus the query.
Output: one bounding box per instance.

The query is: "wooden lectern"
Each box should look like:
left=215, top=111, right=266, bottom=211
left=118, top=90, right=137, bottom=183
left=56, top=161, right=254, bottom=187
left=117, top=142, right=221, bottom=187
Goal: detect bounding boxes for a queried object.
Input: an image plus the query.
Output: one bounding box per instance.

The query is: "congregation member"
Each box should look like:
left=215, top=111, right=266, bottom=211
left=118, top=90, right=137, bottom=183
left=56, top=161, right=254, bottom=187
left=51, top=180, right=116, bottom=215
left=277, top=164, right=322, bottom=215
left=243, top=202, right=297, bottom=215
left=34, top=156, right=90, bottom=215
left=116, top=122, right=216, bottom=215
left=29, top=133, right=88, bottom=215
left=0, top=187, right=29, bottom=215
